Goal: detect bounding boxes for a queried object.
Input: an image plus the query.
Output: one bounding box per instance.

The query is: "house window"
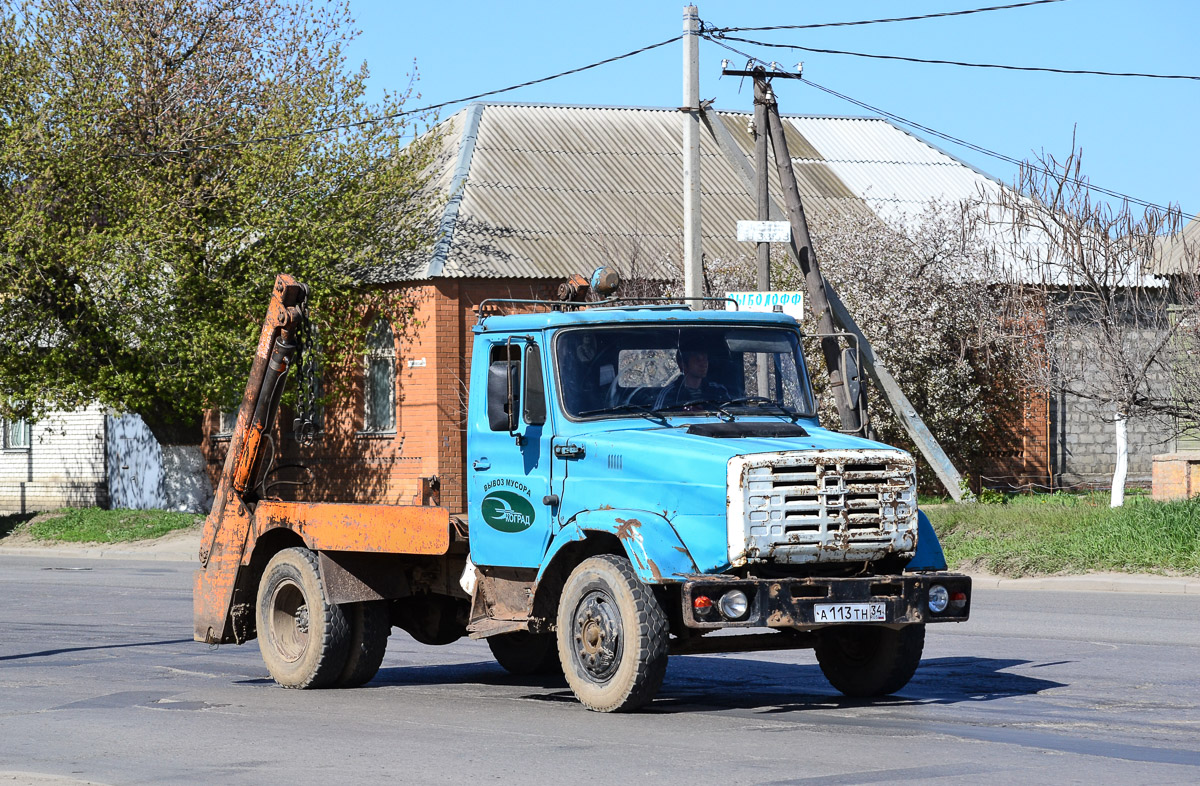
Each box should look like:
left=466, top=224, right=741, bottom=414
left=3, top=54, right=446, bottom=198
left=218, top=410, right=239, bottom=435
left=363, top=318, right=396, bottom=432
left=3, top=418, right=30, bottom=450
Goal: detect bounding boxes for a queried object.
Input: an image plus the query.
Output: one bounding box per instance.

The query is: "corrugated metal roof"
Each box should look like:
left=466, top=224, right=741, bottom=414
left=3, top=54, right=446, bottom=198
left=1151, top=213, right=1200, bottom=276
left=377, top=102, right=1018, bottom=283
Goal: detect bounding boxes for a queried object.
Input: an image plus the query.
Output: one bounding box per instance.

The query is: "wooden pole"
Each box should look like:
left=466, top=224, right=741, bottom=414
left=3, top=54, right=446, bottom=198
left=753, top=75, right=770, bottom=293
left=699, top=102, right=969, bottom=501
left=762, top=97, right=862, bottom=434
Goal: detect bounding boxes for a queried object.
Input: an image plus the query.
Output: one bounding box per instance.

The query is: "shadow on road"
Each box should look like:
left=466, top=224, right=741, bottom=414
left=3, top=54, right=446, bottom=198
left=0, top=638, right=195, bottom=662
left=370, top=654, right=1065, bottom=713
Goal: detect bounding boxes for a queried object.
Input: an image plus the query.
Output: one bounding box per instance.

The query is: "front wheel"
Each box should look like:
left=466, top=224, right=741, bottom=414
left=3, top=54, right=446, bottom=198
left=255, top=547, right=350, bottom=689
left=814, top=623, right=925, bottom=697
left=556, top=555, right=669, bottom=712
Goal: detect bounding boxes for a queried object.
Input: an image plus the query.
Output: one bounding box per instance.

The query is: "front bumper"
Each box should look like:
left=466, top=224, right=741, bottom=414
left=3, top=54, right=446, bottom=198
left=681, top=572, right=971, bottom=630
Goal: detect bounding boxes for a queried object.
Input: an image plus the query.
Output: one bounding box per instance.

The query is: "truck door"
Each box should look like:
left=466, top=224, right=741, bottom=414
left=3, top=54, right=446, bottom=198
left=467, top=337, right=554, bottom=568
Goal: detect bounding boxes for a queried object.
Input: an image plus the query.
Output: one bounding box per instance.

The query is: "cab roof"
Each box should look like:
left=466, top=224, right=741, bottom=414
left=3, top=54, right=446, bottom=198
left=474, top=305, right=801, bottom=334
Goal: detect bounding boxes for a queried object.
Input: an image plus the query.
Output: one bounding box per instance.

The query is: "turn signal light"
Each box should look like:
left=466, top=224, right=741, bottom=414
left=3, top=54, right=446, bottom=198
left=693, top=595, right=713, bottom=610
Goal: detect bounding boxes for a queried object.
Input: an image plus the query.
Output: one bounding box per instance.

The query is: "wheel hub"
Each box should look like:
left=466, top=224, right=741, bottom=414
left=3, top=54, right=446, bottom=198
left=573, top=590, right=622, bottom=681
left=269, top=579, right=309, bottom=663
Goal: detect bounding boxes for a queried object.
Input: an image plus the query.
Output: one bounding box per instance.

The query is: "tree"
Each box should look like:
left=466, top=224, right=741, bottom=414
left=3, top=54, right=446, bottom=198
left=0, top=0, right=438, bottom=444
left=995, top=147, right=1200, bottom=506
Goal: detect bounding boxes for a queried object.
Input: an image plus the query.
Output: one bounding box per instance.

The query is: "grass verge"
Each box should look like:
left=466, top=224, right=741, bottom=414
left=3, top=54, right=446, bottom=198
left=9, top=508, right=202, bottom=544
left=926, top=492, right=1200, bottom=576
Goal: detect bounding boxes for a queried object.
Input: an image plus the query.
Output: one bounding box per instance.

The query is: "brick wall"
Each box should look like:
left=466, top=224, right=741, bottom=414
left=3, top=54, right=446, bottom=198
left=977, top=387, right=1052, bottom=490
left=202, top=277, right=559, bottom=514
left=0, top=405, right=109, bottom=514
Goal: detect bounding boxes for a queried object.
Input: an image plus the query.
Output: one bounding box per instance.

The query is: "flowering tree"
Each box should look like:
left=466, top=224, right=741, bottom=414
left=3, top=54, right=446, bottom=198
left=693, top=201, right=1025, bottom=495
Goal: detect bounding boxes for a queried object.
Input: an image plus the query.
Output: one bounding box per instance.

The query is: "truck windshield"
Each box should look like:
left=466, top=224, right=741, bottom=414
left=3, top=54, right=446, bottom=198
left=555, top=325, right=817, bottom=420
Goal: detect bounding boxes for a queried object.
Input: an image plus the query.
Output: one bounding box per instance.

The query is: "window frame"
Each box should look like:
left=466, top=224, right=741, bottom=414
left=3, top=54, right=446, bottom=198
left=2, top=418, right=31, bottom=451
left=361, top=317, right=397, bottom=434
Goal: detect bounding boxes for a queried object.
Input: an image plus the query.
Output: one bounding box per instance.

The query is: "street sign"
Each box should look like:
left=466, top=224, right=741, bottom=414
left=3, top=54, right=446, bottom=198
left=736, top=220, right=791, bottom=243
left=725, top=291, right=805, bottom=320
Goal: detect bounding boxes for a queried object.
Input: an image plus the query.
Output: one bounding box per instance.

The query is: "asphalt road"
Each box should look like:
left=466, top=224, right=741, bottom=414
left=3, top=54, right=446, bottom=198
left=2, top=555, right=1199, bottom=786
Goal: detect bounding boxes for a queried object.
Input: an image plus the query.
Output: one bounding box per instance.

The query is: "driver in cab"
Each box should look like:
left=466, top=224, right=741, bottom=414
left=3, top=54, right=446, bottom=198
left=655, top=341, right=729, bottom=409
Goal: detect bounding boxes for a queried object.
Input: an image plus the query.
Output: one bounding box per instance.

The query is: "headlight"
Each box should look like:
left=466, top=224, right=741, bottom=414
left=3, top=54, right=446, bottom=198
left=718, top=590, right=749, bottom=620
left=928, top=584, right=949, bottom=613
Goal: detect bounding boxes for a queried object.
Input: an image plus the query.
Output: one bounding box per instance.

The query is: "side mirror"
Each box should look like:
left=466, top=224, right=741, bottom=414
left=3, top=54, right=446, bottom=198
left=841, top=347, right=861, bottom=406
left=487, top=360, right=519, bottom=432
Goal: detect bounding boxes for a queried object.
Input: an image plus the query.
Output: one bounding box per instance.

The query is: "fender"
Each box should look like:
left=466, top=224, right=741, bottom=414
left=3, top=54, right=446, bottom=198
left=539, top=508, right=699, bottom=584
left=906, top=510, right=948, bottom=572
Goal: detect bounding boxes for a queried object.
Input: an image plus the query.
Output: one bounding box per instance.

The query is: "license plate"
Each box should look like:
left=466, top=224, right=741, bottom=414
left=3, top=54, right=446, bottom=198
left=813, top=602, right=887, bottom=623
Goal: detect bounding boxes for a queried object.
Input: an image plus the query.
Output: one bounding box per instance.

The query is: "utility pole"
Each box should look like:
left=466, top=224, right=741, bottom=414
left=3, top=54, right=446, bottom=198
left=682, top=4, right=702, bottom=298
left=753, top=70, right=771, bottom=395
left=702, top=70, right=969, bottom=501
left=753, top=72, right=770, bottom=294
left=762, top=94, right=863, bottom=436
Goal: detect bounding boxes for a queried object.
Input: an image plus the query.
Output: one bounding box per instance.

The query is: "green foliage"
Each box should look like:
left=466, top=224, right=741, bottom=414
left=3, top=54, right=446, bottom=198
left=23, top=508, right=200, bottom=543
left=0, top=1, right=439, bottom=443
left=927, top=494, right=1200, bottom=576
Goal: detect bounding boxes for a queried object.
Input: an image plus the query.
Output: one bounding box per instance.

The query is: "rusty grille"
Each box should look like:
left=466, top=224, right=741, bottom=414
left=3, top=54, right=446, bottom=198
left=733, top=451, right=917, bottom=565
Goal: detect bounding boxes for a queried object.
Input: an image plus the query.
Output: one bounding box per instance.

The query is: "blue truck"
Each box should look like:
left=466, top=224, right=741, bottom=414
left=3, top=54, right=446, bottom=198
left=195, top=274, right=971, bottom=713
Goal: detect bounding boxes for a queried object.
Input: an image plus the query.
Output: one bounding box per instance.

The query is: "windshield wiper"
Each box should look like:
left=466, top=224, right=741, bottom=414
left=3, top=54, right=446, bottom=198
left=577, top=402, right=669, bottom=424
left=716, top=397, right=805, bottom=422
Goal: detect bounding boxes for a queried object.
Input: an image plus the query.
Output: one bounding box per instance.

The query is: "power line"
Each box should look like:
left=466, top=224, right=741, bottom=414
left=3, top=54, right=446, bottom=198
left=123, top=36, right=681, bottom=158
left=704, top=36, right=1186, bottom=215
left=712, top=34, right=1200, bottom=81
left=704, top=0, right=1065, bottom=33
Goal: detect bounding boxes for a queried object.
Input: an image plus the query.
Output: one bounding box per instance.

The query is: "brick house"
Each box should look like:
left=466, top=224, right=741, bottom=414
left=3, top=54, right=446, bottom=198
left=200, top=101, right=1072, bottom=508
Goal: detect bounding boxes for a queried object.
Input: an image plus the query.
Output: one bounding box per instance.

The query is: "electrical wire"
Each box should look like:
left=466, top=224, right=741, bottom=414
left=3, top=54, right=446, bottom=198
left=122, top=35, right=681, bottom=158
left=712, top=34, right=1200, bottom=81
left=703, top=35, right=1187, bottom=215
left=704, top=0, right=1065, bottom=33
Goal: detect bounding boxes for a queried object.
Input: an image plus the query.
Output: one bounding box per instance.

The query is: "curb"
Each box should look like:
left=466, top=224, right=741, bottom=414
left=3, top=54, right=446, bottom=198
left=968, top=573, right=1200, bottom=595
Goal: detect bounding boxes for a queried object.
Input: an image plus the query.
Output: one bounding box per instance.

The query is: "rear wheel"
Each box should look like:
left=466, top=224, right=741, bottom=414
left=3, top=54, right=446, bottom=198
left=556, top=555, right=668, bottom=712
left=814, top=623, right=925, bottom=697
left=332, top=600, right=390, bottom=688
left=488, top=631, right=562, bottom=676
left=255, top=547, right=349, bottom=689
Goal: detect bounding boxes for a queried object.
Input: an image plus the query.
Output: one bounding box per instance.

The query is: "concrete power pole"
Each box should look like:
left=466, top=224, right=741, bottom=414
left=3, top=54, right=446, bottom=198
left=682, top=4, right=702, bottom=298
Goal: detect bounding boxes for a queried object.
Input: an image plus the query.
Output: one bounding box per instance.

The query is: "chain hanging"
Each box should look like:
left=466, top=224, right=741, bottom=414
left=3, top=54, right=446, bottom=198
left=292, top=301, right=321, bottom=448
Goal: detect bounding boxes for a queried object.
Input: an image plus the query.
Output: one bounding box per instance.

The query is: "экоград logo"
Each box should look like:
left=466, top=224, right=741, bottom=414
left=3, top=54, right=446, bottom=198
left=481, top=490, right=536, bottom=532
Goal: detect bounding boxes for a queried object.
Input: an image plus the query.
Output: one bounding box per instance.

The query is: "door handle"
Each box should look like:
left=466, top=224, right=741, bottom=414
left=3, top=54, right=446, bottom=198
left=473, top=457, right=491, bottom=471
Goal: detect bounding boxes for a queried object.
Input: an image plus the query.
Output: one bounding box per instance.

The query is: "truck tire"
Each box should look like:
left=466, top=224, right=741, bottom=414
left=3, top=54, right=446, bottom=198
left=488, top=631, right=562, bottom=676
left=814, top=623, right=925, bottom=697
left=332, top=600, right=390, bottom=688
left=255, top=547, right=350, bottom=689
left=556, top=555, right=668, bottom=712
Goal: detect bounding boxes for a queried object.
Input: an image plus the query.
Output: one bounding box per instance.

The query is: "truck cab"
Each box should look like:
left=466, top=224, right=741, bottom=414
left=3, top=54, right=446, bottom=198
left=466, top=303, right=969, bottom=710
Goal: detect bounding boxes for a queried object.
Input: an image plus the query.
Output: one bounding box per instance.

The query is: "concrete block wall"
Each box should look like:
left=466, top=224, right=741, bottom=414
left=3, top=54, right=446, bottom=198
left=1055, top=326, right=1176, bottom=487
left=0, top=405, right=109, bottom=514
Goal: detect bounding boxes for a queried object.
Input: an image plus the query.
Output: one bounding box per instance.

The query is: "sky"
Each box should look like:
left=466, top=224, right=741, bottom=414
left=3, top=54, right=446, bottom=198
left=343, top=0, right=1199, bottom=219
